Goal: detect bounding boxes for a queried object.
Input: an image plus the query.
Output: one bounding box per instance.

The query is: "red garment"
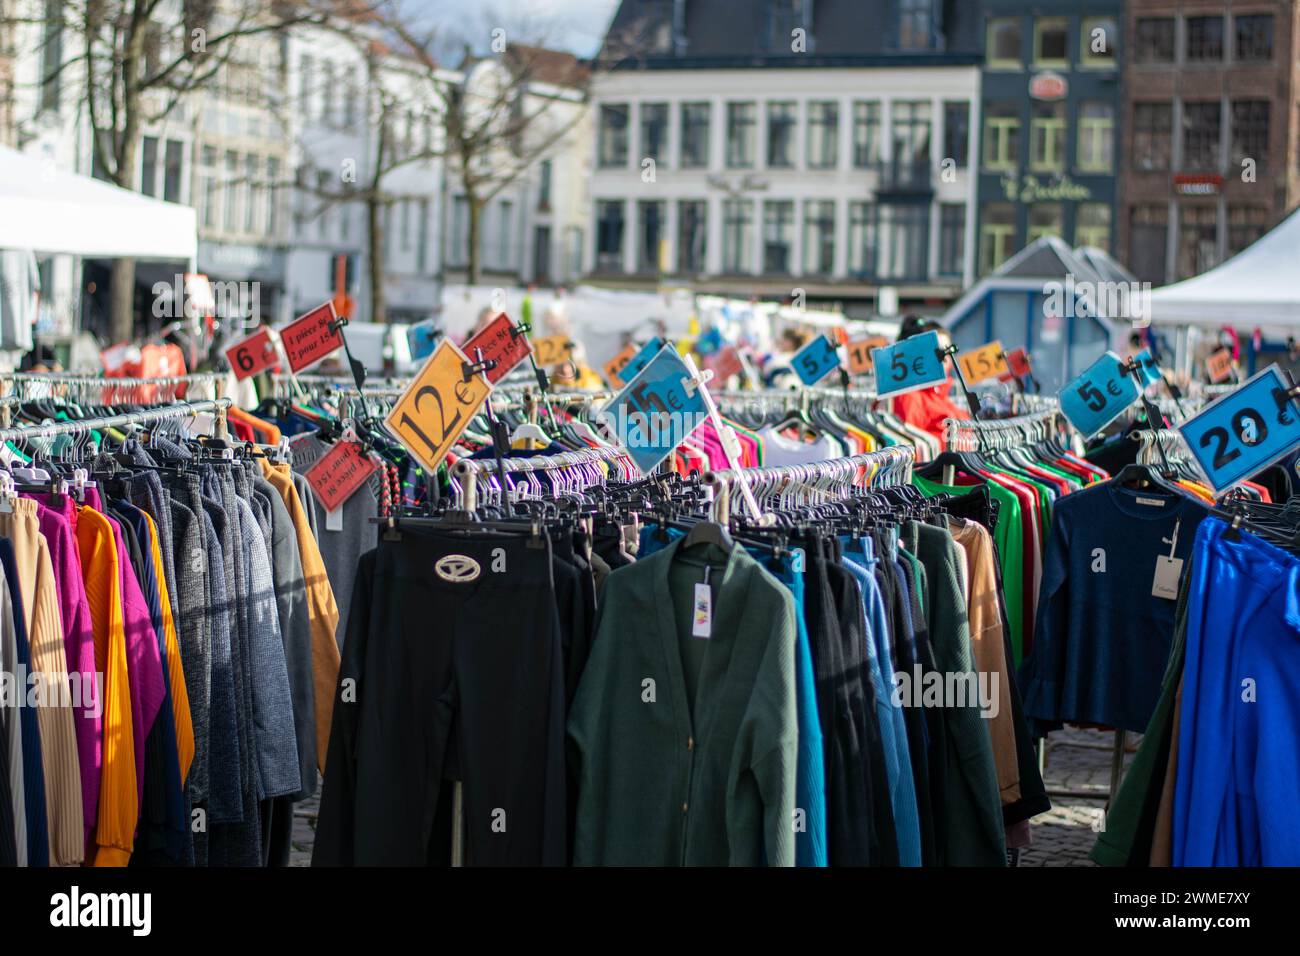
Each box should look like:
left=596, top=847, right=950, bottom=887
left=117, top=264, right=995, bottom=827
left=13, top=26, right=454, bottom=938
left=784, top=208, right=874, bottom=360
left=891, top=377, right=970, bottom=449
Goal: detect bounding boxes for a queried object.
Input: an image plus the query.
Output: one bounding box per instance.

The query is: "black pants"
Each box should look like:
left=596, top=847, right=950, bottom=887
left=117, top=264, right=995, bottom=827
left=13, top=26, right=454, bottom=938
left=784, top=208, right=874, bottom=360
left=313, top=529, right=568, bottom=866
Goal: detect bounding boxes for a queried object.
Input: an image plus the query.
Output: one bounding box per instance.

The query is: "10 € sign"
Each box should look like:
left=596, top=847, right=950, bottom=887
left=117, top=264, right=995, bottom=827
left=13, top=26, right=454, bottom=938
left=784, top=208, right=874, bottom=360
left=384, top=339, right=491, bottom=473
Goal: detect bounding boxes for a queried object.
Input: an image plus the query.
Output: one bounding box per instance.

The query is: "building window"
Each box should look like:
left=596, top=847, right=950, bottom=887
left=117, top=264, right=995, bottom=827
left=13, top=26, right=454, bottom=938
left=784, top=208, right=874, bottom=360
left=768, top=0, right=808, bottom=52
left=1080, top=16, right=1117, bottom=69
left=164, top=140, right=183, bottom=203
left=537, top=159, right=552, bottom=211
left=892, top=100, right=931, bottom=166
left=1077, top=102, right=1114, bottom=173
left=881, top=204, right=928, bottom=280
left=1133, top=102, right=1173, bottom=171
left=266, top=157, right=279, bottom=237
left=497, top=200, right=513, bottom=268
left=1129, top=204, right=1168, bottom=283
left=852, top=101, right=881, bottom=168
left=1230, top=100, right=1269, bottom=170
left=319, top=61, right=333, bottom=124
left=677, top=200, right=707, bottom=274
left=595, top=200, right=625, bottom=271
left=680, top=102, right=710, bottom=168
left=225, top=151, right=240, bottom=233
left=1228, top=206, right=1268, bottom=256
left=1185, top=16, right=1224, bottom=62
left=1027, top=204, right=1063, bottom=243
left=723, top=199, right=754, bottom=272
left=727, top=102, right=756, bottom=168
left=637, top=200, right=665, bottom=272
left=598, top=105, right=629, bottom=167
left=767, top=101, right=797, bottom=168
left=979, top=203, right=1016, bottom=275
left=848, top=201, right=878, bottom=277
left=39, top=0, right=62, bottom=113
left=342, top=70, right=357, bottom=128
left=897, top=0, right=933, bottom=51
left=141, top=137, right=158, bottom=197
left=299, top=55, right=313, bottom=118
left=418, top=199, right=430, bottom=273
left=983, top=103, right=1020, bottom=172
left=1029, top=101, right=1066, bottom=172
left=943, top=102, right=969, bottom=169
left=1177, top=204, right=1219, bottom=279
left=449, top=197, right=468, bottom=265
left=640, top=102, right=669, bottom=165
left=807, top=102, right=838, bottom=169
left=802, top=200, right=835, bottom=275
left=1182, top=102, right=1222, bottom=172
left=200, top=147, right=217, bottom=229
left=245, top=154, right=259, bottom=232
left=938, top=203, right=965, bottom=277
left=400, top=197, right=412, bottom=252
left=640, top=0, right=674, bottom=53
left=986, top=18, right=1022, bottom=69
left=1134, top=18, right=1175, bottom=64
left=1075, top=203, right=1111, bottom=249
left=1235, top=14, right=1274, bottom=62
left=1033, top=17, right=1068, bottom=67
left=316, top=169, right=330, bottom=239
left=763, top=200, right=794, bottom=273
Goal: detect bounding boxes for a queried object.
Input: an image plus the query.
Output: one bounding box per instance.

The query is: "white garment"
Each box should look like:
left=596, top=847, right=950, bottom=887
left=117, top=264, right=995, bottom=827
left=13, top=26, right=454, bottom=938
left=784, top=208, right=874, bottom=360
left=0, top=250, right=38, bottom=352
left=756, top=427, right=837, bottom=466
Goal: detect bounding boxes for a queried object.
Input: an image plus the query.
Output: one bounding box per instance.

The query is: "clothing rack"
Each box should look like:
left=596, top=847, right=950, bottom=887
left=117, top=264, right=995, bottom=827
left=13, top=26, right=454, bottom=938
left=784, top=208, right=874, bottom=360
left=4, top=371, right=226, bottom=404
left=450, top=446, right=634, bottom=512
left=0, top=397, right=233, bottom=444
left=942, top=410, right=1063, bottom=454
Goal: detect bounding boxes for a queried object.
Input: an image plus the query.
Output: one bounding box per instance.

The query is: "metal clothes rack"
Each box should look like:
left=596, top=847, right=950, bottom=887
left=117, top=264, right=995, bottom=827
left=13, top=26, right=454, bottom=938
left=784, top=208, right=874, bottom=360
left=451, top=446, right=635, bottom=512
left=4, top=371, right=227, bottom=406
left=0, top=398, right=233, bottom=444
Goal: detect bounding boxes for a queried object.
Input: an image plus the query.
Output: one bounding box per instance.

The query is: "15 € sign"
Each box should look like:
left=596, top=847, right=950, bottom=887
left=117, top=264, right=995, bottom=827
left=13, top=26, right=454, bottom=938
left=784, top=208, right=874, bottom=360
left=956, top=341, right=1009, bottom=384
left=384, top=340, right=491, bottom=473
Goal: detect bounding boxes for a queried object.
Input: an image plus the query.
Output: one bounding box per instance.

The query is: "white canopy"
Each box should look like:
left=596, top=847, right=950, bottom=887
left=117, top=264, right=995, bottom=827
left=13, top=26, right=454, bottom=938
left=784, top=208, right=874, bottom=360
left=0, top=145, right=196, bottom=263
left=1148, top=208, right=1300, bottom=330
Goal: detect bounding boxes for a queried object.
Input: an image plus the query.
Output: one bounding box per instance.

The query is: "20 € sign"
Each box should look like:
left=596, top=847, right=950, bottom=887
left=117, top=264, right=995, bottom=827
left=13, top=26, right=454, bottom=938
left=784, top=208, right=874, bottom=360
left=385, top=339, right=491, bottom=473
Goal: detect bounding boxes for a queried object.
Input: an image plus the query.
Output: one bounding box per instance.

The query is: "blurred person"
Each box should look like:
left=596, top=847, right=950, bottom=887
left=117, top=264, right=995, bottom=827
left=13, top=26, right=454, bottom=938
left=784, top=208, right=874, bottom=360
left=890, top=314, right=970, bottom=448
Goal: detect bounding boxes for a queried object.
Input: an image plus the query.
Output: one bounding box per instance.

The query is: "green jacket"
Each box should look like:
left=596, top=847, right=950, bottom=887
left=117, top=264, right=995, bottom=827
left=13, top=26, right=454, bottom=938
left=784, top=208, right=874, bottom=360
left=568, top=536, right=798, bottom=866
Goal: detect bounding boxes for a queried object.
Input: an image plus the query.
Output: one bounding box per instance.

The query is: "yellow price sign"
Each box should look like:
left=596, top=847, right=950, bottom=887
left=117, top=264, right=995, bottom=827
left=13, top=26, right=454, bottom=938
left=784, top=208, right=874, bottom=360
left=603, top=342, right=639, bottom=388
left=533, top=335, right=575, bottom=368
left=956, top=341, right=1009, bottom=384
left=1206, top=347, right=1235, bottom=384
left=385, top=339, right=491, bottom=473
left=845, top=336, right=889, bottom=376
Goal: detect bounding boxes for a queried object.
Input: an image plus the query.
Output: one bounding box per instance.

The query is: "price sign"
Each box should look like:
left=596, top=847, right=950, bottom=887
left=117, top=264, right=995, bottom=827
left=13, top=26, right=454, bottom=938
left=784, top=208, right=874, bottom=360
left=792, top=334, right=843, bottom=386
left=845, top=336, right=889, bottom=376
left=280, top=301, right=343, bottom=373
left=871, top=330, right=947, bottom=397
left=1134, top=349, right=1162, bottom=388
left=956, top=341, right=1009, bottom=384
left=461, top=313, right=532, bottom=385
left=384, top=340, right=491, bottom=473
left=603, top=343, right=640, bottom=387
left=225, top=327, right=280, bottom=380
left=1206, top=348, right=1235, bottom=384
left=1178, top=365, right=1300, bottom=495
left=704, top=345, right=743, bottom=382
left=532, top=335, right=574, bottom=368
left=1058, top=351, right=1139, bottom=437
left=595, top=346, right=709, bottom=475
left=999, top=347, right=1032, bottom=381
left=407, top=320, right=439, bottom=362
left=304, top=440, right=378, bottom=513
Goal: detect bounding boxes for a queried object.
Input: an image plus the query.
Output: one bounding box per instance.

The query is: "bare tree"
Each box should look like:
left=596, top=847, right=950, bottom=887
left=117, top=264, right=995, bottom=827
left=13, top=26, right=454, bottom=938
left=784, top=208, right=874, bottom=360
left=3, top=0, right=350, bottom=343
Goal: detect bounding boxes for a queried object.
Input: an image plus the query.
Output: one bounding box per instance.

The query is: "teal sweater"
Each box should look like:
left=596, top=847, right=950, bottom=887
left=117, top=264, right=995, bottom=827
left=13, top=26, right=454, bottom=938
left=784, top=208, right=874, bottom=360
left=568, top=536, right=798, bottom=866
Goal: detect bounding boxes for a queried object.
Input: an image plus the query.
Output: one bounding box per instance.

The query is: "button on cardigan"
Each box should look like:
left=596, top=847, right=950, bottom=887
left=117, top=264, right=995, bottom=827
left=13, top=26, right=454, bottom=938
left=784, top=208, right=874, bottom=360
left=568, top=537, right=798, bottom=866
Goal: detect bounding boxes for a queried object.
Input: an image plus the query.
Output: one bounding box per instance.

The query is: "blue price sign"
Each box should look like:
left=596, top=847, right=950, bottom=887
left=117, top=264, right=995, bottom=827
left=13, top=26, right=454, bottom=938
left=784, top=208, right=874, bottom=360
left=1178, top=365, right=1300, bottom=495
left=407, top=320, right=439, bottom=361
left=597, top=345, right=709, bottom=475
left=1134, top=349, right=1162, bottom=388
left=1058, top=351, right=1139, bottom=438
left=792, top=334, right=842, bottom=386
left=622, top=337, right=664, bottom=382
left=871, top=330, right=947, bottom=397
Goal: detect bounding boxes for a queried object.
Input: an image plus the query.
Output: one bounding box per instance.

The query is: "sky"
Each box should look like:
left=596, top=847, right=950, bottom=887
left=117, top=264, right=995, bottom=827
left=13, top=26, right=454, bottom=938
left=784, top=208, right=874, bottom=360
left=405, top=0, right=622, bottom=57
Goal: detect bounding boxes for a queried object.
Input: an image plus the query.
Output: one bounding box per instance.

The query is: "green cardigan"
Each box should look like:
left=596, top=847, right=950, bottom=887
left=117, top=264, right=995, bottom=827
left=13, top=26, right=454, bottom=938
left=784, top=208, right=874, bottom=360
left=568, top=537, right=798, bottom=866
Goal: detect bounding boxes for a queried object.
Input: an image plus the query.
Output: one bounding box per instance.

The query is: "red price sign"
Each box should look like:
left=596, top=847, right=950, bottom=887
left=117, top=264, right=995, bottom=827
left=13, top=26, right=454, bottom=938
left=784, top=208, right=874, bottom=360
left=225, top=327, right=280, bottom=380
left=999, top=347, right=1033, bottom=381
left=461, top=313, right=533, bottom=385
left=281, top=301, right=343, bottom=373
left=304, top=440, right=377, bottom=513
left=1206, top=348, right=1235, bottom=384
left=705, top=346, right=743, bottom=382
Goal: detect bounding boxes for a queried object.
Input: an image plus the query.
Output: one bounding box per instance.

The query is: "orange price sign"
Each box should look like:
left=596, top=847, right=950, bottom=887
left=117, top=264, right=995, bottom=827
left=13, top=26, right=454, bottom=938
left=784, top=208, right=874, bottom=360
left=845, top=336, right=889, bottom=376
left=384, top=340, right=491, bottom=473
left=533, top=335, right=575, bottom=368
left=1206, top=348, right=1235, bottom=384
left=603, top=342, right=639, bottom=387
left=956, top=341, right=1009, bottom=384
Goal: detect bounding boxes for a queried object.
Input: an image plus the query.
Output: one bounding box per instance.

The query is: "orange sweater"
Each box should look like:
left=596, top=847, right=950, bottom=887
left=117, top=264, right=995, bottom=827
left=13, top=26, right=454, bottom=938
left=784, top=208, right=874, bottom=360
left=141, top=512, right=195, bottom=785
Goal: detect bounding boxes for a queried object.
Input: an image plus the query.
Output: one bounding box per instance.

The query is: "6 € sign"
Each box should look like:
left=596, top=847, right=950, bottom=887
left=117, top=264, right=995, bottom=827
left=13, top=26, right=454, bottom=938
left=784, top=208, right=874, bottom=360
left=384, top=340, right=491, bottom=473
left=1058, top=351, right=1139, bottom=437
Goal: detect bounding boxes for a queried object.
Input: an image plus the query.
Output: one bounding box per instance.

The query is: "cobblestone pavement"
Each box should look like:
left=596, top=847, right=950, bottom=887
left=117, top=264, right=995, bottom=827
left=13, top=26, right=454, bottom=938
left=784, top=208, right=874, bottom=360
left=287, top=726, right=1134, bottom=867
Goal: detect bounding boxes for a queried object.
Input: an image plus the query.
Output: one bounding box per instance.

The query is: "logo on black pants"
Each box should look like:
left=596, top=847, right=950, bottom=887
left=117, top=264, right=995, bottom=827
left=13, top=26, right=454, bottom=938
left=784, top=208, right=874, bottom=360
left=435, top=555, right=481, bottom=582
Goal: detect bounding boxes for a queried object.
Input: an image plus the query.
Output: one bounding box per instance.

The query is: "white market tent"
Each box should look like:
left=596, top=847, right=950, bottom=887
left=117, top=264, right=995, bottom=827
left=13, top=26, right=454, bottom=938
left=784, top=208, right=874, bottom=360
left=0, top=144, right=196, bottom=264
left=1148, top=207, right=1300, bottom=332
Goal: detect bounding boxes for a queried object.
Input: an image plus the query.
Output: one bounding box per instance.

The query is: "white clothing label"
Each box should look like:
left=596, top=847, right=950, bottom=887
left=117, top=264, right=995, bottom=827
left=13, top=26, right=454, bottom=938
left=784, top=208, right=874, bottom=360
left=325, top=507, right=344, bottom=532
left=1135, top=496, right=1167, bottom=507
left=1152, top=556, right=1183, bottom=599
left=692, top=583, right=712, bottom=638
